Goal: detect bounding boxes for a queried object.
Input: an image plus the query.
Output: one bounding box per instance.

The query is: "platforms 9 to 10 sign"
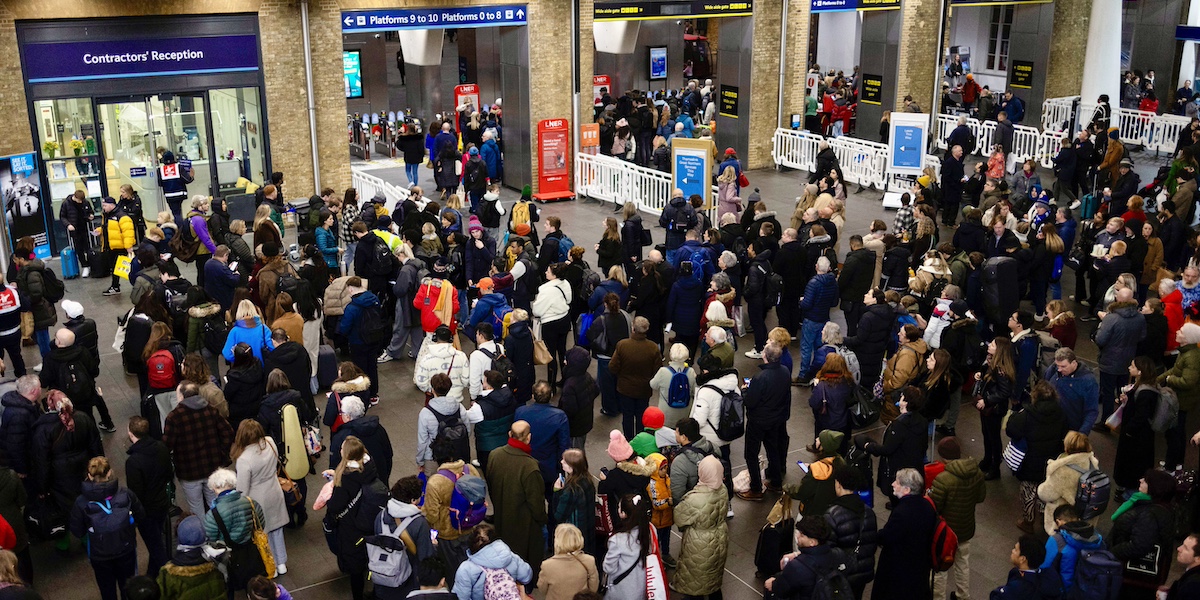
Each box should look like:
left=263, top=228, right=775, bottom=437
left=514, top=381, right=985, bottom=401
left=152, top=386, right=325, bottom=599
left=340, top=5, right=529, bottom=32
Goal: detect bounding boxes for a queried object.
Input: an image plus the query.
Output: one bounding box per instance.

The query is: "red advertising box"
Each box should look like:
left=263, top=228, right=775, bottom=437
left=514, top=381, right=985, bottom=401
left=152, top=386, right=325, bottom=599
left=454, top=84, right=480, bottom=112
left=593, top=75, right=611, bottom=106
left=533, top=118, right=574, bottom=202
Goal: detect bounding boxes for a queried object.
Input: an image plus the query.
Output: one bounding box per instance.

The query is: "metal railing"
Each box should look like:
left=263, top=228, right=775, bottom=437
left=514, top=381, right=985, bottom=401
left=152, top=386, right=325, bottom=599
left=350, top=167, right=410, bottom=214
left=1041, top=96, right=1079, bottom=131
left=574, top=152, right=722, bottom=224
left=1041, top=98, right=1189, bottom=155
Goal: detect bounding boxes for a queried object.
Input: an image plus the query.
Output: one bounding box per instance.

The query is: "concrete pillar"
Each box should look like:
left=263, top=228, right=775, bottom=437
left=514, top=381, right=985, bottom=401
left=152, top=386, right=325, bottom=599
left=527, top=0, right=574, bottom=193
left=579, top=0, right=595, bottom=123
left=1044, top=0, right=1091, bottom=99
left=1080, top=0, right=1120, bottom=105
left=896, top=0, right=946, bottom=113
left=782, top=0, right=813, bottom=125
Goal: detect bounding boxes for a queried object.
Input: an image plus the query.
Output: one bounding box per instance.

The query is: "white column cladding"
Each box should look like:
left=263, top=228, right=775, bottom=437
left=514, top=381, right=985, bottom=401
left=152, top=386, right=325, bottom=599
left=1079, top=0, right=1120, bottom=104
left=593, top=21, right=641, bottom=54
left=398, top=29, right=444, bottom=66
left=815, top=11, right=863, bottom=75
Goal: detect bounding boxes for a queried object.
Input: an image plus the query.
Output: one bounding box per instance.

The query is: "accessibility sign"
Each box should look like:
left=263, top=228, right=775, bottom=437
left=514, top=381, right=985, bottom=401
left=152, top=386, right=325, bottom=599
left=341, top=5, right=528, bottom=32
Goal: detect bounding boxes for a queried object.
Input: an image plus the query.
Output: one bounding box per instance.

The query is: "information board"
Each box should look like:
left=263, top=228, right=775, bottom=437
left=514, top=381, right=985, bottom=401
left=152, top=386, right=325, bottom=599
left=593, top=75, right=612, bottom=107
left=594, top=0, right=753, bottom=21
left=1009, top=60, right=1034, bottom=90
left=534, top=119, right=574, bottom=202
left=861, top=74, right=883, bottom=105
left=455, top=84, right=481, bottom=112
left=672, top=138, right=712, bottom=209
left=887, top=112, right=928, bottom=176
left=343, top=50, right=363, bottom=99
left=341, top=5, right=528, bottom=32
left=649, top=47, right=667, bottom=80
left=811, top=0, right=900, bottom=13
left=0, top=153, right=49, bottom=255
left=719, top=85, right=739, bottom=119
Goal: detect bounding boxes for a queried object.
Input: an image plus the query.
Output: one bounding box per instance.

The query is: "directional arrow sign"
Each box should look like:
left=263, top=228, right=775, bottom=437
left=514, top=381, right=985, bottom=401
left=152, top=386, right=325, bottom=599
left=344, top=16, right=353, bottom=26
left=341, top=5, right=529, bottom=32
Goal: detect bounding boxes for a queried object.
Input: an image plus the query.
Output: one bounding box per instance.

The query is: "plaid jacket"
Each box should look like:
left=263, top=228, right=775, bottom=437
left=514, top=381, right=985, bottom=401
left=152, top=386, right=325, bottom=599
left=341, top=202, right=360, bottom=245
left=163, top=398, right=234, bottom=481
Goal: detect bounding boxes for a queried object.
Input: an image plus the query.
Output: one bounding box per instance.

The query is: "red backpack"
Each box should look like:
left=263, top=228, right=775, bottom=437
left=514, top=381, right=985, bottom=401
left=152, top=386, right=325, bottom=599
left=146, top=349, right=178, bottom=390
left=926, top=496, right=958, bottom=572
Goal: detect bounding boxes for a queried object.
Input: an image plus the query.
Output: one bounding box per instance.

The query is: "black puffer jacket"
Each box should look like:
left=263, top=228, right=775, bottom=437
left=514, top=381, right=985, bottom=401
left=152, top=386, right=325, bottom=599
left=1005, top=399, right=1067, bottom=482
left=823, top=494, right=878, bottom=591
left=330, top=416, right=393, bottom=484
left=845, top=303, right=895, bottom=386
left=125, top=437, right=173, bottom=516
left=224, top=362, right=265, bottom=428
left=621, top=215, right=646, bottom=265
left=31, top=411, right=103, bottom=510
left=323, top=461, right=388, bottom=574
left=864, top=411, right=928, bottom=494
left=1109, top=498, right=1175, bottom=573
left=505, top=321, right=536, bottom=403
left=881, top=246, right=911, bottom=290
left=0, top=392, right=40, bottom=476
left=559, top=347, right=599, bottom=438
left=264, top=341, right=315, bottom=416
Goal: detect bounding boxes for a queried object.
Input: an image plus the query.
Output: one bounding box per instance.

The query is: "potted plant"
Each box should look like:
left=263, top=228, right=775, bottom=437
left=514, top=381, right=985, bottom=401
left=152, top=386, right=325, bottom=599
left=68, top=139, right=85, bottom=157
left=42, top=140, right=59, bottom=159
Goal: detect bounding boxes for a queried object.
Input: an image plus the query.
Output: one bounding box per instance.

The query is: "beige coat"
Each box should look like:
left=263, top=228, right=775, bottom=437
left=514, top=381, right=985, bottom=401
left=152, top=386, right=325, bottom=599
left=1037, top=451, right=1100, bottom=535
left=863, top=235, right=886, bottom=288
left=536, top=552, right=598, bottom=600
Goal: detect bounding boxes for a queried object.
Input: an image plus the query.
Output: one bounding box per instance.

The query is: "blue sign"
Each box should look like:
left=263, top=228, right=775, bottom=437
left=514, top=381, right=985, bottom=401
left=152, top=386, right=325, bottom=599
left=1178, top=25, right=1200, bottom=41
left=129, top=167, right=148, bottom=177
left=811, top=0, right=899, bottom=12
left=341, top=5, right=528, bottom=32
left=674, top=152, right=707, bottom=201
left=22, top=35, right=260, bottom=83
left=344, top=51, right=363, bottom=99
left=892, top=126, right=924, bottom=170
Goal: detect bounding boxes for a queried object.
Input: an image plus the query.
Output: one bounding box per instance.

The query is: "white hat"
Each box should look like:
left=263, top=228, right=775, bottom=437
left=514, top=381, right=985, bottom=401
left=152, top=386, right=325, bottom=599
left=60, top=299, right=83, bottom=320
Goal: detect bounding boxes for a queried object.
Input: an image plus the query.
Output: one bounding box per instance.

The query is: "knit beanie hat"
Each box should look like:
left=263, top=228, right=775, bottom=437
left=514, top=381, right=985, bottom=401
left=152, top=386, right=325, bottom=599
left=607, top=429, right=634, bottom=462
left=1181, top=323, right=1200, bottom=345
left=937, top=436, right=963, bottom=461
left=468, top=215, right=483, bottom=233
left=642, top=407, right=665, bottom=431
left=177, top=515, right=206, bottom=548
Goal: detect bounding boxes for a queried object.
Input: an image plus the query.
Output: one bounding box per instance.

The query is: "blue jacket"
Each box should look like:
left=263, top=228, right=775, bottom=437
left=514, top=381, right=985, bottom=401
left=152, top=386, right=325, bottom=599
left=588, top=279, right=628, bottom=314
left=452, top=540, right=532, bottom=600
left=745, top=362, right=793, bottom=423
left=468, top=293, right=511, bottom=339
left=314, top=227, right=339, bottom=269
left=203, top=259, right=240, bottom=312
left=481, top=139, right=502, bottom=180
left=1055, top=218, right=1077, bottom=252
left=991, top=567, right=1063, bottom=600
left=1012, top=331, right=1041, bottom=399
left=1044, top=362, right=1100, bottom=434
left=801, top=273, right=840, bottom=322
left=513, top=403, right=571, bottom=483
left=1040, top=524, right=1104, bottom=591
left=221, top=318, right=275, bottom=363
left=1002, top=96, right=1026, bottom=123
left=666, top=275, right=707, bottom=336
left=339, top=291, right=381, bottom=346
left=678, top=113, right=695, bottom=137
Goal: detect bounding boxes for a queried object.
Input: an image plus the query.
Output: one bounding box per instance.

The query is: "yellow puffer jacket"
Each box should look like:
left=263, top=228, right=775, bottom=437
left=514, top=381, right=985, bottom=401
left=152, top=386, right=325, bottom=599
left=102, top=211, right=136, bottom=251
left=646, top=454, right=674, bottom=528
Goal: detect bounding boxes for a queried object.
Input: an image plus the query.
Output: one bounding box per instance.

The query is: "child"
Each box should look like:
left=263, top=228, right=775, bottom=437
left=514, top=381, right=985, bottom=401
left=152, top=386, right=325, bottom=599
left=420, top=222, right=443, bottom=256
left=645, top=452, right=676, bottom=569
left=157, top=210, right=177, bottom=243
left=479, top=183, right=505, bottom=245
left=1039, top=505, right=1105, bottom=593
left=407, top=557, right=457, bottom=598
left=631, top=407, right=678, bottom=458
left=987, top=144, right=1005, bottom=180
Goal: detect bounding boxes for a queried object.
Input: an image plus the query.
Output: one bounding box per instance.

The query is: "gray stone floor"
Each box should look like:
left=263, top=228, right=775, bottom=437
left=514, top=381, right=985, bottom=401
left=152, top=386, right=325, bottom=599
left=32, top=149, right=1189, bottom=599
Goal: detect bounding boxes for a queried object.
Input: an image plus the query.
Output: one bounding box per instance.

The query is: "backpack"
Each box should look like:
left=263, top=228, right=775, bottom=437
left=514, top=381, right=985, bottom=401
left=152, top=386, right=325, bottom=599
left=370, top=239, right=399, bottom=277
left=481, top=346, right=515, bottom=387
left=437, top=469, right=488, bottom=530
left=276, top=272, right=301, bottom=296
left=464, top=160, right=487, bottom=189
left=1073, top=548, right=1124, bottom=600
left=202, top=314, right=230, bottom=355
left=482, top=566, right=522, bottom=600
left=365, top=512, right=417, bottom=588
left=765, top=272, right=784, bottom=305
left=827, top=344, right=861, bottom=384
left=490, top=305, right=515, bottom=340
left=357, top=301, right=392, bottom=347
left=1068, top=463, right=1112, bottom=520
left=799, top=559, right=855, bottom=600
left=58, top=360, right=94, bottom=402
left=168, top=219, right=201, bottom=263
left=40, top=268, right=65, bottom=303
left=480, top=196, right=502, bottom=226
left=702, top=384, right=745, bottom=442
left=581, top=271, right=602, bottom=304
left=1152, top=386, right=1180, bottom=433
left=163, top=287, right=188, bottom=319
left=1033, top=332, right=1059, bottom=382
left=965, top=130, right=978, bottom=154
left=146, top=348, right=178, bottom=390
left=352, top=479, right=391, bottom=532
left=689, top=248, right=714, bottom=282
left=84, top=495, right=136, bottom=560
left=556, top=234, right=575, bottom=262
left=961, top=327, right=988, bottom=372
left=431, top=405, right=471, bottom=465
left=510, top=202, right=531, bottom=230
left=666, top=366, right=691, bottom=409
left=927, top=496, right=958, bottom=572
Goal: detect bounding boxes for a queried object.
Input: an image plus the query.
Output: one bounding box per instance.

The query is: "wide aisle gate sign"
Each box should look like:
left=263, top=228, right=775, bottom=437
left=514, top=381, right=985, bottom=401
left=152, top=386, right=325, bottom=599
left=672, top=138, right=712, bottom=209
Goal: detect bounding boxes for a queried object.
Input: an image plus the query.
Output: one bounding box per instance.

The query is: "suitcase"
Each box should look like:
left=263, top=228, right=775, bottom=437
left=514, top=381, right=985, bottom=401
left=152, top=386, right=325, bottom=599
left=88, top=221, right=107, bottom=278
left=317, top=344, right=338, bottom=390
left=60, top=238, right=80, bottom=280
left=1081, top=193, right=1099, bottom=220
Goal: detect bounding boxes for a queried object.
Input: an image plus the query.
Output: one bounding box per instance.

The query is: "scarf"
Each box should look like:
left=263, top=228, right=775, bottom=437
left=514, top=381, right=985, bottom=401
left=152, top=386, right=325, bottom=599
left=697, top=455, right=724, bottom=491
left=505, top=246, right=520, bottom=271
left=507, top=437, right=532, bottom=454
left=47, top=390, right=75, bottom=432
left=1111, top=491, right=1151, bottom=521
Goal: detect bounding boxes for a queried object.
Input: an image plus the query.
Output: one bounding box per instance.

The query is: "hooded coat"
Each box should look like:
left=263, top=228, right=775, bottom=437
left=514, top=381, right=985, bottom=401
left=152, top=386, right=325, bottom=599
left=485, top=441, right=548, bottom=570
left=224, top=361, right=265, bottom=427
left=1095, top=300, right=1147, bottom=375
left=265, top=341, right=315, bottom=415
left=1005, top=399, right=1067, bottom=482
left=928, top=458, right=986, bottom=541
left=69, top=479, right=144, bottom=561
left=823, top=493, right=878, bottom=593
left=844, top=303, right=896, bottom=388
left=15, top=260, right=56, bottom=329
left=1044, top=361, right=1100, bottom=434
left=559, top=347, right=599, bottom=438
left=156, top=547, right=227, bottom=600
left=322, top=461, right=385, bottom=573
left=865, top=411, right=928, bottom=495
left=785, top=430, right=847, bottom=517
left=1042, top=520, right=1105, bottom=591
left=872, top=493, right=937, bottom=600
left=32, top=410, right=102, bottom=510
left=0, top=392, right=40, bottom=477
left=163, top=394, right=234, bottom=482
left=672, top=470, right=729, bottom=596
left=453, top=539, right=532, bottom=600
left=330, top=415, right=393, bottom=483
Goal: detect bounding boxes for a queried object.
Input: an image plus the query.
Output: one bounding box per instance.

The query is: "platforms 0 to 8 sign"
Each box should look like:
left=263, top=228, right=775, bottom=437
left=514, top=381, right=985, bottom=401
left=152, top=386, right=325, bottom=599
left=341, top=5, right=528, bottom=32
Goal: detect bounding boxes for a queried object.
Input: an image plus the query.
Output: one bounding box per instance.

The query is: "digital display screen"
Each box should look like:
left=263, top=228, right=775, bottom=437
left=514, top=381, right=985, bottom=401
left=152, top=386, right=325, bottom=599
left=649, top=47, right=667, bottom=80
left=343, top=50, right=363, bottom=99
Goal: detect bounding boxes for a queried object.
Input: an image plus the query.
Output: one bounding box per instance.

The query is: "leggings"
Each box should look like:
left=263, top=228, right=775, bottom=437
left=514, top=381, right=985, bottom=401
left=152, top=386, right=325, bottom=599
left=541, top=316, right=571, bottom=387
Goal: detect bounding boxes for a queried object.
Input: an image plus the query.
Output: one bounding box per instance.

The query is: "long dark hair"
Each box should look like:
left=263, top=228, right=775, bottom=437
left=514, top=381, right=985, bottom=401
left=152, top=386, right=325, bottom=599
left=614, top=493, right=652, bottom=559
left=1132, top=356, right=1158, bottom=389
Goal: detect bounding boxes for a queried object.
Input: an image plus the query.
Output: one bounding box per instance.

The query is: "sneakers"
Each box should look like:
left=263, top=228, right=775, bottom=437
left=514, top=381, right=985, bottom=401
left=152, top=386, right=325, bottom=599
left=98, top=422, right=116, bottom=433
left=81, top=267, right=90, bottom=278
left=276, top=563, right=287, bottom=575
left=1069, top=199, right=1081, bottom=210
left=1034, top=313, right=1046, bottom=322
left=661, top=554, right=678, bottom=569
left=369, top=396, right=380, bottom=407
left=1079, top=300, right=1092, bottom=308
left=376, top=351, right=395, bottom=364
left=726, top=508, right=735, bottom=518
left=736, top=490, right=764, bottom=501
left=32, top=363, right=41, bottom=373
left=102, top=286, right=121, bottom=296
left=1079, top=314, right=1097, bottom=322
left=745, top=349, right=762, bottom=359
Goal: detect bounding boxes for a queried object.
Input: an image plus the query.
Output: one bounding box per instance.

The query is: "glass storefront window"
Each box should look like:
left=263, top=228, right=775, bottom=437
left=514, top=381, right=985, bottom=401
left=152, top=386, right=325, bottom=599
left=98, top=99, right=161, bottom=225
left=34, top=98, right=100, bottom=249
left=209, top=87, right=268, bottom=194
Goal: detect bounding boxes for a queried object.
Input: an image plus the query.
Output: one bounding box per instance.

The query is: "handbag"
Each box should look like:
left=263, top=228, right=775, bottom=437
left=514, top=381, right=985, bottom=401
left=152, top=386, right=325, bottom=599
left=113, top=255, right=132, bottom=280
left=212, top=500, right=270, bottom=588
left=849, top=385, right=880, bottom=429
left=594, top=493, right=614, bottom=536
left=533, top=339, right=552, bottom=365
left=270, top=445, right=304, bottom=507
left=738, top=171, right=750, bottom=188
left=248, top=498, right=276, bottom=578
left=1002, top=440, right=1026, bottom=472
left=1105, top=404, right=1125, bottom=429
left=303, top=422, right=323, bottom=456
left=1067, top=246, right=1087, bottom=271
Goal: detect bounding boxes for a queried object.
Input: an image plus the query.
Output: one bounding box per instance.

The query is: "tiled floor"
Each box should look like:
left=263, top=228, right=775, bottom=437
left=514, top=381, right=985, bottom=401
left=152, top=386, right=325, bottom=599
left=31, top=150, right=1187, bottom=599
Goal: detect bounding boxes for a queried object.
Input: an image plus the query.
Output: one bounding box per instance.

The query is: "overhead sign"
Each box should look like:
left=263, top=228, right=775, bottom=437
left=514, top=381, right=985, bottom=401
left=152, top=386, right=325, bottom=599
left=594, top=0, right=753, bottom=21
left=1009, top=60, right=1034, bottom=90
left=861, top=74, right=883, bottom=105
left=719, top=85, right=739, bottom=119
left=129, top=167, right=148, bottom=177
left=672, top=138, right=712, bottom=209
left=1178, top=25, right=1200, bottom=41
left=811, top=0, right=899, bottom=12
left=950, top=0, right=1049, bottom=5
left=341, top=5, right=528, bottom=32
left=22, top=35, right=259, bottom=83
left=888, top=112, right=928, bottom=176
left=534, top=119, right=574, bottom=202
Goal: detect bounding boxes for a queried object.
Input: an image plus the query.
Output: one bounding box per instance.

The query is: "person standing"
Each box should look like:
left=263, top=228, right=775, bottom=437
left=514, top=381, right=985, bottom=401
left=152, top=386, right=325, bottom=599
left=1094, top=287, right=1146, bottom=430
left=231, top=420, right=290, bottom=575
left=0, top=376, right=41, bottom=492
left=737, top=343, right=791, bottom=501
left=872, top=468, right=937, bottom=600
left=69, top=457, right=145, bottom=600
left=743, top=240, right=775, bottom=359
left=1161, top=323, right=1200, bottom=468
left=163, top=382, right=235, bottom=518
left=13, top=246, right=57, bottom=362
left=608, top=317, right=663, bottom=439
left=1006, top=382, right=1067, bottom=534
left=929, top=437, right=986, bottom=600
left=839, top=236, right=876, bottom=337
left=59, top=190, right=95, bottom=278
left=485, top=421, right=548, bottom=584
left=823, top=467, right=878, bottom=599
left=514, top=381, right=571, bottom=502
left=1044, top=348, right=1100, bottom=435
left=156, top=151, right=193, bottom=223
left=799, top=256, right=840, bottom=383
left=338, top=277, right=383, bottom=405
left=990, top=535, right=1060, bottom=599
left=941, top=145, right=966, bottom=226
left=672, top=455, right=729, bottom=599
left=763, top=518, right=843, bottom=599
left=124, top=416, right=172, bottom=577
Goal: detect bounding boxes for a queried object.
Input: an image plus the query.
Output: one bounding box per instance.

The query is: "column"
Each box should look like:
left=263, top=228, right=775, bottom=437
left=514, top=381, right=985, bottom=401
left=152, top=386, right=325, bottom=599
left=0, top=2, right=30, bottom=157
left=1044, top=0, right=1091, bottom=99
left=895, top=0, right=946, bottom=113
left=397, top=29, right=445, bottom=122
left=1079, top=0, right=1120, bottom=105
left=747, top=0, right=784, bottom=169
left=579, top=0, right=596, bottom=123
left=528, top=0, right=574, bottom=193
left=782, top=0, right=813, bottom=125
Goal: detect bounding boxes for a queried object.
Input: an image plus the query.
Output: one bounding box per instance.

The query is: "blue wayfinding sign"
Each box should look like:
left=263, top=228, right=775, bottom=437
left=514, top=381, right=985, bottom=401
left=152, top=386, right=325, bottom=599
left=892, top=126, right=923, bottom=169
left=342, top=5, right=528, bottom=32
left=22, top=35, right=259, bottom=83
left=674, top=153, right=706, bottom=201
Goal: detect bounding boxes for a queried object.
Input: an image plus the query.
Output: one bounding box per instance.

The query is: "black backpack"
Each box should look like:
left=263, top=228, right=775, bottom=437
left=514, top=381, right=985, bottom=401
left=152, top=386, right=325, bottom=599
left=965, top=130, right=978, bottom=154
left=202, top=313, right=230, bottom=355
left=357, top=301, right=392, bottom=347
left=276, top=272, right=301, bottom=296
left=479, top=197, right=502, bottom=227
left=41, top=268, right=65, bottom=303
left=464, top=161, right=487, bottom=190
left=431, top=405, right=471, bottom=463
left=58, top=360, right=94, bottom=403
left=802, top=557, right=856, bottom=600
left=370, top=239, right=399, bottom=277
left=480, top=346, right=515, bottom=387
left=352, top=479, right=391, bottom=532
left=702, top=384, right=745, bottom=442
left=83, top=493, right=137, bottom=560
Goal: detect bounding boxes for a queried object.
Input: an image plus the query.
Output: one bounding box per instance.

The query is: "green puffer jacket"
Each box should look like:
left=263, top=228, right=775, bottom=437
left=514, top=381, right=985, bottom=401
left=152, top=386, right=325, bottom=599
left=1161, top=343, right=1200, bottom=411
left=203, top=490, right=264, bottom=546
left=928, top=458, right=987, bottom=541
left=156, top=559, right=227, bottom=600
left=672, top=486, right=729, bottom=596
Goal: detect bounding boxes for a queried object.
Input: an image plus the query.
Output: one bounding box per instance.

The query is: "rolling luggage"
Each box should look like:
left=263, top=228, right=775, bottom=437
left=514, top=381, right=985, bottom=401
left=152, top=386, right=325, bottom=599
left=61, top=237, right=80, bottom=280
left=317, top=344, right=338, bottom=390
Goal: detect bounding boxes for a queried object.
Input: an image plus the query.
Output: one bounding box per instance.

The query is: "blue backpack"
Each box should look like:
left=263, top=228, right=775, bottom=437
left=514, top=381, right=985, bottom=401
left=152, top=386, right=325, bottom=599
left=438, top=469, right=488, bottom=531
left=689, top=247, right=714, bottom=283
left=557, top=234, right=576, bottom=262
left=666, top=366, right=691, bottom=409
left=491, top=304, right=514, bottom=339
left=84, top=495, right=137, bottom=560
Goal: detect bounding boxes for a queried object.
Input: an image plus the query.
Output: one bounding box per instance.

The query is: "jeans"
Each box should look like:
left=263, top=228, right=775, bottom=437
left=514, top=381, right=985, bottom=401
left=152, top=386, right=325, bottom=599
left=268, top=527, right=287, bottom=566
left=597, top=357, right=618, bottom=415
left=748, top=298, right=768, bottom=352
left=35, top=328, right=50, bottom=358
left=0, top=333, right=26, bottom=377
left=468, top=189, right=484, bottom=213
left=798, top=319, right=824, bottom=378
left=1166, top=409, right=1189, bottom=468
left=932, top=539, right=972, bottom=600
left=167, top=196, right=184, bottom=223
left=343, top=241, right=358, bottom=275
left=1051, top=279, right=1063, bottom=301
left=1098, top=370, right=1122, bottom=422
left=618, top=392, right=649, bottom=440
left=91, top=552, right=137, bottom=600
left=941, top=385, right=963, bottom=429
left=744, top=421, right=789, bottom=493
left=180, top=478, right=215, bottom=517
left=138, top=512, right=170, bottom=575
left=350, top=343, right=380, bottom=397
left=405, top=162, right=420, bottom=185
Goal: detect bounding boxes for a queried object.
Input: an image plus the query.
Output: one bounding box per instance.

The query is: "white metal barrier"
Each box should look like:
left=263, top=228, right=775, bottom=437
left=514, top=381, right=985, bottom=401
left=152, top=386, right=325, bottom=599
left=1041, top=96, right=1079, bottom=131
left=1149, top=114, right=1191, bottom=155
left=1116, top=108, right=1158, bottom=148
left=351, top=167, right=410, bottom=214
left=772, top=129, right=821, bottom=172
left=575, top=152, right=723, bottom=224
left=830, top=136, right=889, bottom=189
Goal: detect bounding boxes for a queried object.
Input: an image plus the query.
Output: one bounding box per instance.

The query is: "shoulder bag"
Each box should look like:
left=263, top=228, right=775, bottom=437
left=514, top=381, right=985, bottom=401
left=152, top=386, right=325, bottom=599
left=212, top=498, right=271, bottom=588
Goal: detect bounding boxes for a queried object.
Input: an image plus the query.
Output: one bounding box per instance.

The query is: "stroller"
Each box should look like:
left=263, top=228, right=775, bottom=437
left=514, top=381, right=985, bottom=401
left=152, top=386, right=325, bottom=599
left=1137, top=164, right=1172, bottom=213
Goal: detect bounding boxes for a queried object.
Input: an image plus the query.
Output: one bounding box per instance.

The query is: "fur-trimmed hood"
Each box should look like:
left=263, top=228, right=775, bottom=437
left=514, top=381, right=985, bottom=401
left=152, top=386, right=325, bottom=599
left=162, top=561, right=219, bottom=577
left=616, top=458, right=656, bottom=477
left=332, top=375, right=370, bottom=394
left=187, top=302, right=222, bottom=319
left=753, top=210, right=779, bottom=222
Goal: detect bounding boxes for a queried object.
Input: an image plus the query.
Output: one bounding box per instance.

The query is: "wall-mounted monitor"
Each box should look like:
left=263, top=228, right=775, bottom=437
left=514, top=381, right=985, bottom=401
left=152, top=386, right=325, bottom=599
left=649, top=46, right=667, bottom=81
left=344, top=50, right=363, bottom=99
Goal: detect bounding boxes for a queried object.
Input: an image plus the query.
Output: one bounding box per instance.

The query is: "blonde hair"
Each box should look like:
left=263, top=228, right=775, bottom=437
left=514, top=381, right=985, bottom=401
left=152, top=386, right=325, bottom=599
left=445, top=194, right=463, bottom=210
left=190, top=195, right=209, bottom=211
left=236, top=299, right=262, bottom=322
left=511, top=308, right=529, bottom=322
left=607, top=265, right=627, bottom=288
left=334, top=436, right=366, bottom=486
left=0, top=550, right=20, bottom=586
left=146, top=226, right=164, bottom=241
left=553, top=523, right=585, bottom=555
left=87, top=457, right=113, bottom=482
left=768, top=327, right=791, bottom=347
left=1109, top=240, right=1127, bottom=257
left=422, top=222, right=436, bottom=236
left=1064, top=431, right=1093, bottom=454
left=254, top=204, right=273, bottom=231
left=157, top=210, right=174, bottom=225
left=229, top=219, right=247, bottom=235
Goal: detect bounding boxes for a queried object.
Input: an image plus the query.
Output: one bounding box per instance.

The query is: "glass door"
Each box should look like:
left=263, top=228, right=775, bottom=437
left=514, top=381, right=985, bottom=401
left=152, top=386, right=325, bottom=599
left=149, top=93, right=213, bottom=200
left=97, top=97, right=162, bottom=225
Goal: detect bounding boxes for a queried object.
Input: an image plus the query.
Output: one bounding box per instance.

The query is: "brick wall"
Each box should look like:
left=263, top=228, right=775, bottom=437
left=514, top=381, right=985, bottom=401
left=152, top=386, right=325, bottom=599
left=782, top=1, right=811, bottom=123
left=0, top=2, right=29, bottom=157
left=748, top=0, right=783, bottom=169
left=1044, top=0, right=1090, bottom=99
left=895, top=0, right=945, bottom=113
left=527, top=0, right=573, bottom=193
